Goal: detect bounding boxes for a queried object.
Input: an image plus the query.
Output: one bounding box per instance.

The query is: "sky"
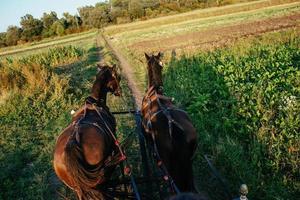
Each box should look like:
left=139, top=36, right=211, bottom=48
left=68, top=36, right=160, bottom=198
left=0, top=0, right=102, bottom=32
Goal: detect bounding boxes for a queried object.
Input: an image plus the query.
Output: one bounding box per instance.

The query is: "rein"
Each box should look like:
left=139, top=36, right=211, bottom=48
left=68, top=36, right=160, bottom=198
left=142, top=86, right=185, bottom=136
left=141, top=86, right=186, bottom=195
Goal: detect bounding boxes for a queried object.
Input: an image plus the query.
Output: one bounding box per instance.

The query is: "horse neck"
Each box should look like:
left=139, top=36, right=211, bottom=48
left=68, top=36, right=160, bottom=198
left=147, top=66, right=154, bottom=90
left=152, top=69, right=163, bottom=94
left=91, top=78, right=108, bottom=106
left=147, top=64, right=163, bottom=93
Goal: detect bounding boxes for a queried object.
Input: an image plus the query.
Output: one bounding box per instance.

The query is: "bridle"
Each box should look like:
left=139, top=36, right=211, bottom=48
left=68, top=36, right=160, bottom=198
left=106, top=69, right=121, bottom=96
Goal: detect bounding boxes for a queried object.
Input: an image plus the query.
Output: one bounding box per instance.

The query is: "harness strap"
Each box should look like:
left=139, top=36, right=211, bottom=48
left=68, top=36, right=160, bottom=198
left=142, top=90, right=185, bottom=137
left=72, top=101, right=126, bottom=171
left=151, top=131, right=181, bottom=194
left=141, top=88, right=183, bottom=194
left=91, top=103, right=126, bottom=162
left=90, top=105, right=142, bottom=199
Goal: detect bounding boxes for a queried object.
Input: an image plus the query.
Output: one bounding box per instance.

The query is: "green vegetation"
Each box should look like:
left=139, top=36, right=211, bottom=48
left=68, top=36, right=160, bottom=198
left=163, top=30, right=300, bottom=199
left=106, top=1, right=300, bottom=92
left=108, top=2, right=300, bottom=44
left=0, top=34, right=136, bottom=199
left=0, top=45, right=87, bottom=199
left=0, top=31, right=97, bottom=57
left=105, top=0, right=300, bottom=36
left=1, top=0, right=299, bottom=199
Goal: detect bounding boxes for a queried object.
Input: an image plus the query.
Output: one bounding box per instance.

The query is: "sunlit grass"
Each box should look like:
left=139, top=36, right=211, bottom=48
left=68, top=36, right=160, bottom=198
left=0, top=30, right=97, bottom=57
left=106, top=1, right=300, bottom=93
left=107, top=1, right=300, bottom=44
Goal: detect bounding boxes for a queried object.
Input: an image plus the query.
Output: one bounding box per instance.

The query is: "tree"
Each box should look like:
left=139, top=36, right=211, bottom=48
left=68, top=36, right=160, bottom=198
left=128, top=0, right=144, bottom=19
left=20, top=14, right=43, bottom=41
left=63, top=12, right=82, bottom=32
left=6, top=26, right=22, bottom=46
left=0, top=32, right=7, bottom=47
left=142, top=0, right=159, bottom=9
left=41, top=11, right=58, bottom=37
left=95, top=3, right=113, bottom=26
left=79, top=4, right=112, bottom=29
left=51, top=20, right=65, bottom=36
left=78, top=6, right=94, bottom=28
left=111, top=0, right=129, bottom=9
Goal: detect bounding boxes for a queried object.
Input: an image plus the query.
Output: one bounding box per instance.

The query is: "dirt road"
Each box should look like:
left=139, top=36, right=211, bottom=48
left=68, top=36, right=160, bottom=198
left=101, top=35, right=143, bottom=109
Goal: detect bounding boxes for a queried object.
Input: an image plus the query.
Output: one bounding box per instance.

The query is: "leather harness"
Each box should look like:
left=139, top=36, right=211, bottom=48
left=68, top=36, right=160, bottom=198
left=141, top=86, right=189, bottom=194
left=141, top=86, right=185, bottom=138
left=70, top=96, right=126, bottom=181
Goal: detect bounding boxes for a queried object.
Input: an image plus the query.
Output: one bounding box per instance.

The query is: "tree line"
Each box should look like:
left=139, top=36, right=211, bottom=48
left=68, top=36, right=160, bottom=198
left=0, top=0, right=245, bottom=48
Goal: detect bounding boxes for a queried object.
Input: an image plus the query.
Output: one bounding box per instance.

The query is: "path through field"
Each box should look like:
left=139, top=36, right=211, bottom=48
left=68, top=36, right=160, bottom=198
left=101, top=35, right=144, bottom=109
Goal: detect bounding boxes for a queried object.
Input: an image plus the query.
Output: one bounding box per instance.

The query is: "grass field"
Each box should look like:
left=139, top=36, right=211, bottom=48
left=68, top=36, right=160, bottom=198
left=0, top=30, right=97, bottom=57
left=163, top=30, right=300, bottom=199
left=105, top=0, right=300, bottom=91
left=0, top=0, right=299, bottom=199
left=103, top=0, right=300, bottom=199
left=105, top=0, right=299, bottom=35
left=0, top=33, right=138, bottom=199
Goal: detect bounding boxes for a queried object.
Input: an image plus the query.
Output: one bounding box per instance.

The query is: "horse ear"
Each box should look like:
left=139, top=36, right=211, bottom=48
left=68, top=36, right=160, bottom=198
left=145, top=53, right=150, bottom=60
left=97, top=64, right=103, bottom=72
left=156, top=52, right=163, bottom=59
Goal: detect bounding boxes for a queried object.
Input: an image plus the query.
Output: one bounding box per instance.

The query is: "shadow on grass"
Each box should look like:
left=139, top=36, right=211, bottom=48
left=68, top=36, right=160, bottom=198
left=53, top=45, right=104, bottom=100
left=163, top=55, right=256, bottom=200
left=0, top=44, right=109, bottom=200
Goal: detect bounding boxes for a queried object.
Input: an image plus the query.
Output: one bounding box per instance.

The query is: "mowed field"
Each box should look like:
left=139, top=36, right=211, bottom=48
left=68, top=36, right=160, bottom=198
left=0, top=30, right=97, bottom=57
left=105, top=0, right=300, bottom=90
left=0, top=0, right=299, bottom=199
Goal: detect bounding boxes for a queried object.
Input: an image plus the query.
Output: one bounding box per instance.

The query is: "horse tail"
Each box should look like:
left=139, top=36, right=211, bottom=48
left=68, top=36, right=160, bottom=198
left=64, top=135, right=104, bottom=200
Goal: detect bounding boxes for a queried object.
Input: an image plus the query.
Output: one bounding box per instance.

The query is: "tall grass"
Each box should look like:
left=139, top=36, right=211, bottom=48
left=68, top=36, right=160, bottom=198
left=0, top=46, right=85, bottom=98
left=0, top=36, right=139, bottom=199
left=163, top=30, right=300, bottom=199
left=0, top=45, right=88, bottom=199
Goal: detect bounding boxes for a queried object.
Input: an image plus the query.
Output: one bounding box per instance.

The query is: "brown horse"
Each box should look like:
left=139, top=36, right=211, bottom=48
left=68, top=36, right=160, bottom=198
left=141, top=52, right=198, bottom=192
left=53, top=64, right=122, bottom=200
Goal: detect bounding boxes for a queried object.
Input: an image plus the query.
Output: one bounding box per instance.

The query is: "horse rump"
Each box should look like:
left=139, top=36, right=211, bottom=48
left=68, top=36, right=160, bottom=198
left=64, top=135, right=104, bottom=199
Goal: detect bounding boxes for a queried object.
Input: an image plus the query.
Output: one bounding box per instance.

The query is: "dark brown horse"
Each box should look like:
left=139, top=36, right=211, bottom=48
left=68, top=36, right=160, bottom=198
left=53, top=64, right=122, bottom=200
left=141, top=52, right=198, bottom=192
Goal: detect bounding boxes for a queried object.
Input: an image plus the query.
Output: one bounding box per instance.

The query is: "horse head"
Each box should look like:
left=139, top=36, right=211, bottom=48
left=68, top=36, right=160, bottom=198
left=96, top=64, right=121, bottom=96
left=144, top=52, right=164, bottom=92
